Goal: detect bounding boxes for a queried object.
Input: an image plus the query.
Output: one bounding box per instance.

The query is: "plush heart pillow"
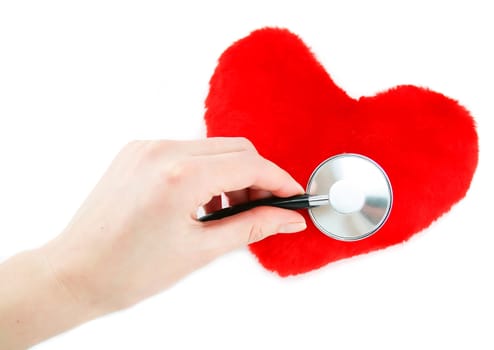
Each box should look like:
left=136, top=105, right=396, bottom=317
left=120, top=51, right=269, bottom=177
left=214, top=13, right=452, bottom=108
left=204, top=28, right=478, bottom=276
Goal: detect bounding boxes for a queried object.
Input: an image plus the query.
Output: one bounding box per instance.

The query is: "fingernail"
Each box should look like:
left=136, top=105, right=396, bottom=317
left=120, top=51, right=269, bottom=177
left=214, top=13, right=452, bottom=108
left=278, top=222, right=307, bottom=234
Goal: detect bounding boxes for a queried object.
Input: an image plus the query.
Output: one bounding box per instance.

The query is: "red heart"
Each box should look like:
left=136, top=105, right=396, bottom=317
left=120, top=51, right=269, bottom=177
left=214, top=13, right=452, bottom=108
left=205, top=28, right=478, bottom=276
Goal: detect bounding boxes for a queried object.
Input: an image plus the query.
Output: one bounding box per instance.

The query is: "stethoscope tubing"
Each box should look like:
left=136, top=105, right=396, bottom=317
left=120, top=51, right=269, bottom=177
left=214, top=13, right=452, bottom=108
left=198, top=194, right=329, bottom=222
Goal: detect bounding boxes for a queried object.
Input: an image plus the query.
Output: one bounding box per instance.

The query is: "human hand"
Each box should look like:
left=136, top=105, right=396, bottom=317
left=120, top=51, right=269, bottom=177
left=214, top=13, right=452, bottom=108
left=0, top=137, right=307, bottom=349
left=42, top=138, right=306, bottom=314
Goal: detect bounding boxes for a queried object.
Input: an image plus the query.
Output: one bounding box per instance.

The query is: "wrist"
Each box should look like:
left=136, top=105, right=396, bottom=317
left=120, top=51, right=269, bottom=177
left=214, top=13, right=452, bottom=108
left=37, top=243, right=103, bottom=316
left=40, top=231, right=137, bottom=316
left=0, top=248, right=97, bottom=349
left=39, top=237, right=120, bottom=318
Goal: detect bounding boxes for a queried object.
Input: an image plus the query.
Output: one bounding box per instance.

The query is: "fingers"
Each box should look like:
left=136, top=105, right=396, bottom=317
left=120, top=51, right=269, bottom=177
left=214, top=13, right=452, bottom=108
left=127, top=137, right=255, bottom=160
left=187, top=150, right=305, bottom=207
left=200, top=207, right=307, bottom=254
left=180, top=137, right=257, bottom=156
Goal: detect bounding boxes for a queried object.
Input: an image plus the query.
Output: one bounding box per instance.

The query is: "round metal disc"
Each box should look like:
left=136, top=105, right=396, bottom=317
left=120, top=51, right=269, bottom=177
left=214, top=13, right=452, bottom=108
left=307, top=153, right=392, bottom=241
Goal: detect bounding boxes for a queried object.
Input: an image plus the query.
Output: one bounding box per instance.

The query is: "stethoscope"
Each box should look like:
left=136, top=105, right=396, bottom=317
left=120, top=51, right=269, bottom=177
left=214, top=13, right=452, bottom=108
left=199, top=153, right=393, bottom=241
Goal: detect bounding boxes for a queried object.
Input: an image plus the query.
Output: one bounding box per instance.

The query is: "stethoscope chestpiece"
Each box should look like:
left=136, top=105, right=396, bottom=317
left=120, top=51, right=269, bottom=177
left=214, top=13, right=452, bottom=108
left=306, top=153, right=393, bottom=241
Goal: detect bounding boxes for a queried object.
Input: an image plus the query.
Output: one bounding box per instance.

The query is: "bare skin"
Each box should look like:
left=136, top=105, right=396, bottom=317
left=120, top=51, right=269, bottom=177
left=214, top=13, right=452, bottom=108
left=0, top=138, right=306, bottom=349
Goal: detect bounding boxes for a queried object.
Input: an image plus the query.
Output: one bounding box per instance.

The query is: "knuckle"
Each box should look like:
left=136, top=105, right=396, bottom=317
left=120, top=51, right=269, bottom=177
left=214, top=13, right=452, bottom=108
left=161, top=159, right=194, bottom=186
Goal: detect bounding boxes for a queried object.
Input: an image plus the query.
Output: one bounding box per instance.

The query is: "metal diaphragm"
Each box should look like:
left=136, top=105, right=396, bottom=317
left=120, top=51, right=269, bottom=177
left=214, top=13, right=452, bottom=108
left=306, top=154, right=393, bottom=241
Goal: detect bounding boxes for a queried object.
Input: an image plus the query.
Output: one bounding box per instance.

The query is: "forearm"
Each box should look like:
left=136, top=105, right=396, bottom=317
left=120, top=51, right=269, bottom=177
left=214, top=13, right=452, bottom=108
left=0, top=248, right=97, bottom=349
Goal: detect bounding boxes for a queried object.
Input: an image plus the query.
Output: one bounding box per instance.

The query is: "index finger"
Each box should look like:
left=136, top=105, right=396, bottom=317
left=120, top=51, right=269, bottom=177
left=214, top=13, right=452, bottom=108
left=186, top=150, right=305, bottom=207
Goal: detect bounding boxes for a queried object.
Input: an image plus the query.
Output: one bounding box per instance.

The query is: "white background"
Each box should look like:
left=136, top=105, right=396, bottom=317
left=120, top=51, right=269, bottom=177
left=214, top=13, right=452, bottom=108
left=1, top=1, right=493, bottom=349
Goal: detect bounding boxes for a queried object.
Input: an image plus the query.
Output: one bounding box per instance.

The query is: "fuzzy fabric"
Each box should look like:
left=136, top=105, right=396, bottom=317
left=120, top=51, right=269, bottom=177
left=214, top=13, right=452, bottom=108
left=204, top=28, right=478, bottom=276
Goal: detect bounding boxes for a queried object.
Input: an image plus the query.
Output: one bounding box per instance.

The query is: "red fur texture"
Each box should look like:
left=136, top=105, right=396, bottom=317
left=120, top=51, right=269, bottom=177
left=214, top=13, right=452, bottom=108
left=205, top=28, right=478, bottom=276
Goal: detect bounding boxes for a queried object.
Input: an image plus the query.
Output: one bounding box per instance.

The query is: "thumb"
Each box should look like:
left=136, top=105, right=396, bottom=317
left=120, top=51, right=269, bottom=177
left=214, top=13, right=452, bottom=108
left=202, top=207, right=306, bottom=254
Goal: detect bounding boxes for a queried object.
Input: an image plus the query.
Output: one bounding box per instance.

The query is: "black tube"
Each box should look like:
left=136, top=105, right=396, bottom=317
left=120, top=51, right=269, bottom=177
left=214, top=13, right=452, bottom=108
left=198, top=194, right=310, bottom=222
